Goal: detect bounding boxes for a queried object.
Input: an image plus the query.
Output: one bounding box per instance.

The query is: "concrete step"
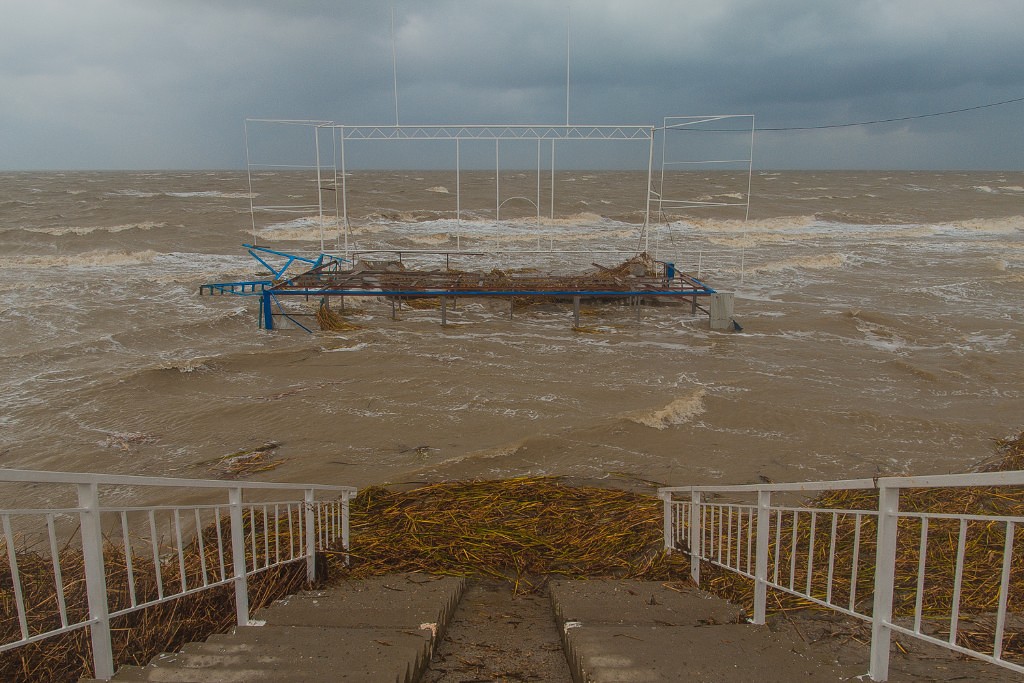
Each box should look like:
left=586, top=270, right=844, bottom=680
left=87, top=573, right=465, bottom=683
left=549, top=579, right=862, bottom=683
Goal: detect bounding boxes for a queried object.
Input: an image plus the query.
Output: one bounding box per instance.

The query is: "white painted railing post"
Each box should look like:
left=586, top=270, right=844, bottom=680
left=304, top=488, right=316, bottom=582
left=661, top=491, right=674, bottom=552
left=77, top=483, right=114, bottom=680
left=228, top=487, right=249, bottom=626
left=869, top=484, right=899, bottom=682
left=690, top=490, right=702, bottom=585
left=341, top=491, right=351, bottom=566
left=753, top=489, right=771, bottom=625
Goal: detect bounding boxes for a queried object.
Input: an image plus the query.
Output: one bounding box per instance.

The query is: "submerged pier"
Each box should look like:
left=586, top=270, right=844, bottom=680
left=201, top=246, right=724, bottom=332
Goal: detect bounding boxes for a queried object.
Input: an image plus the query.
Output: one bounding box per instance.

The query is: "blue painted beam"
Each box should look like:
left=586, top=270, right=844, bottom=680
left=270, top=288, right=716, bottom=297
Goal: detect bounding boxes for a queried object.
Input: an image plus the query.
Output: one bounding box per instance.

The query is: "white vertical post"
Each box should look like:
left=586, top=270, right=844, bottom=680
left=753, top=489, right=771, bottom=624
left=550, top=140, right=556, bottom=219
left=228, top=487, right=249, bottom=626
left=340, top=126, right=349, bottom=257
left=78, top=483, right=114, bottom=680
left=314, top=126, right=325, bottom=253
left=536, top=139, right=542, bottom=224
left=869, top=485, right=899, bottom=681
left=690, top=490, right=702, bottom=584
left=643, top=128, right=655, bottom=251
left=304, top=489, right=316, bottom=583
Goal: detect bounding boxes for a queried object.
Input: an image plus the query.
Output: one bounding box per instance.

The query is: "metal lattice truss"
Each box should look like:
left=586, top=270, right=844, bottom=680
left=332, top=124, right=654, bottom=141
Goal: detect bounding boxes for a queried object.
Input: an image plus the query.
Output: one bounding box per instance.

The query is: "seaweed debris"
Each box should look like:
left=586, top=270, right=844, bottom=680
left=332, top=476, right=686, bottom=594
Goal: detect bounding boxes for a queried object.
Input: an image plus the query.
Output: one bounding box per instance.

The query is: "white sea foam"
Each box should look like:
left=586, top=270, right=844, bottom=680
left=107, top=189, right=159, bottom=198
left=9, top=250, right=161, bottom=268
left=323, top=343, right=369, bottom=353
left=425, top=186, right=449, bottom=194
left=626, top=390, right=706, bottom=429
left=938, top=217, right=1023, bottom=234
left=751, top=253, right=849, bottom=273
left=24, top=221, right=163, bottom=236
left=164, top=191, right=255, bottom=199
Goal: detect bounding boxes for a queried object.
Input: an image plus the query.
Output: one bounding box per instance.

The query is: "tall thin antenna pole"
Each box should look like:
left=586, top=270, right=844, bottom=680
left=565, top=1, right=571, bottom=126
left=391, top=3, right=400, bottom=126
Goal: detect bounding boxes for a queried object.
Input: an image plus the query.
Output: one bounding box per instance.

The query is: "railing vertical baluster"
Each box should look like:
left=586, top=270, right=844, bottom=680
left=174, top=508, right=187, bottom=593
left=288, top=503, right=296, bottom=560
left=869, top=485, right=899, bottom=682
left=717, top=504, right=724, bottom=562
left=335, top=500, right=342, bottom=545
left=806, top=511, right=817, bottom=598
left=689, top=491, right=701, bottom=584
left=342, top=492, right=351, bottom=566
left=214, top=508, right=226, bottom=582
left=726, top=505, right=733, bottom=568
left=304, top=489, right=316, bottom=582
left=194, top=508, right=208, bottom=586
left=826, top=513, right=838, bottom=606
left=753, top=490, right=770, bottom=625
left=77, top=483, right=114, bottom=680
left=228, top=488, right=249, bottom=626
left=3, top=514, right=29, bottom=642
left=746, top=507, right=753, bottom=575
left=708, top=505, right=715, bottom=562
left=149, top=510, right=163, bottom=600
left=789, top=510, right=799, bottom=591
left=849, top=512, right=862, bottom=613
left=317, top=503, right=325, bottom=549
left=661, top=492, right=673, bottom=551
left=994, top=520, right=1015, bottom=660
left=914, top=517, right=929, bottom=634
left=249, top=506, right=257, bottom=570
left=274, top=504, right=281, bottom=564
left=46, top=513, right=69, bottom=628
left=263, top=505, right=270, bottom=568
left=948, top=518, right=968, bottom=646
left=121, top=510, right=137, bottom=606
left=773, top=508, right=782, bottom=585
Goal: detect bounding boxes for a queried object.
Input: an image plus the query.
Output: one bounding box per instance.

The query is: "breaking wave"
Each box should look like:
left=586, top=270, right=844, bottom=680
left=625, top=390, right=705, bottom=430
left=22, top=221, right=164, bottom=236
left=8, top=250, right=161, bottom=268
left=751, top=253, right=850, bottom=273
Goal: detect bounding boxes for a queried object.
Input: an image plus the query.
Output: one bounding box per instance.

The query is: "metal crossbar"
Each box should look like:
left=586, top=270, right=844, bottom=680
left=660, top=472, right=1024, bottom=681
left=0, top=470, right=355, bottom=680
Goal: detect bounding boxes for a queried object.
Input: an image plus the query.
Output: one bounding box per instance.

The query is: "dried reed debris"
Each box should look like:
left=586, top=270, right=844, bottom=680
left=333, top=477, right=685, bottom=594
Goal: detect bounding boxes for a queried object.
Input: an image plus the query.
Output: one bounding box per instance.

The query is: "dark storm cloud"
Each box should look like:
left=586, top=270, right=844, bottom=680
left=1, top=0, right=1021, bottom=169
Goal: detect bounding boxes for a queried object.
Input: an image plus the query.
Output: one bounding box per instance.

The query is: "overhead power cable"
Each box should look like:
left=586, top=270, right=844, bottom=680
left=666, top=95, right=1024, bottom=132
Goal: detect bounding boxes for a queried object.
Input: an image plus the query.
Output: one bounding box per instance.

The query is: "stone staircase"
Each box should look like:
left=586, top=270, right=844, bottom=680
left=84, top=574, right=463, bottom=683
left=83, top=575, right=1001, bottom=682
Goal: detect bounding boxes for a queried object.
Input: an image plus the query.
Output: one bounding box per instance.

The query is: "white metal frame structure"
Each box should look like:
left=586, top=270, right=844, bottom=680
left=0, top=469, right=355, bottom=680
left=656, top=115, right=755, bottom=220
left=245, top=119, right=661, bottom=255
left=659, top=471, right=1024, bottom=681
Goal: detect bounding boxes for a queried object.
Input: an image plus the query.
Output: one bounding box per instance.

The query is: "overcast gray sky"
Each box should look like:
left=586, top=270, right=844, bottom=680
left=2, top=0, right=1022, bottom=170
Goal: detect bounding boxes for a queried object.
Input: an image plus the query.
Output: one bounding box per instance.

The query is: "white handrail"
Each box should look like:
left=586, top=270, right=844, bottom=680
left=659, top=473, right=1024, bottom=681
left=0, top=470, right=356, bottom=680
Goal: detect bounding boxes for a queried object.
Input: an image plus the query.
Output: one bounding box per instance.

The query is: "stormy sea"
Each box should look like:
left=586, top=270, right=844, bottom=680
left=1, top=170, right=1021, bottom=505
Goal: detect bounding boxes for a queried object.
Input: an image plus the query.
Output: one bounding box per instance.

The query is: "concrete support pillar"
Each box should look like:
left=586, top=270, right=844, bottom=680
left=709, top=293, right=735, bottom=330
